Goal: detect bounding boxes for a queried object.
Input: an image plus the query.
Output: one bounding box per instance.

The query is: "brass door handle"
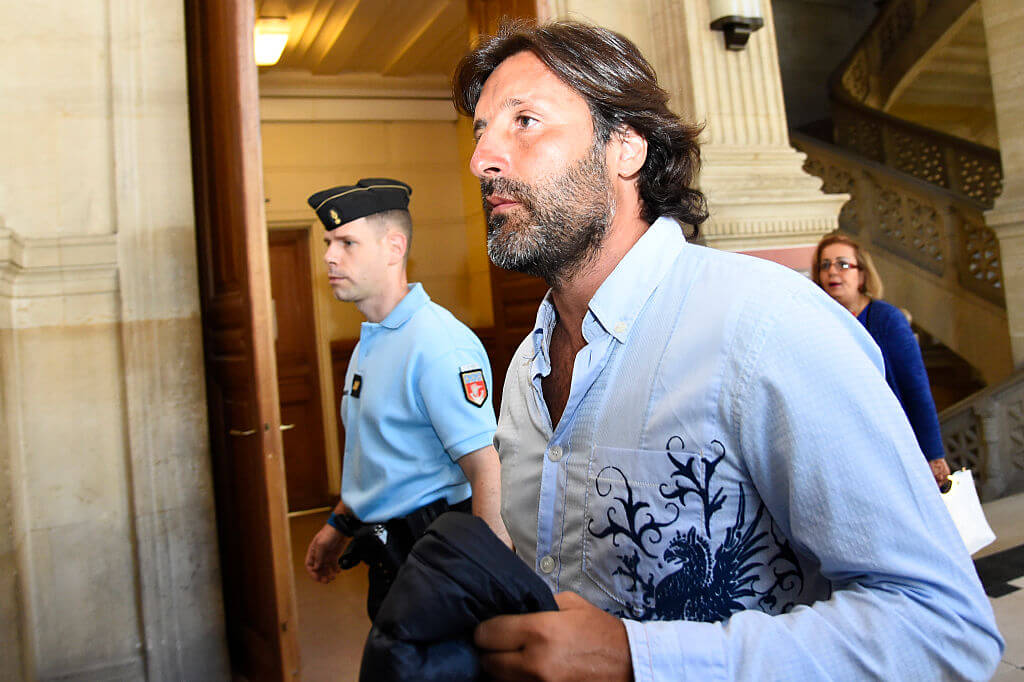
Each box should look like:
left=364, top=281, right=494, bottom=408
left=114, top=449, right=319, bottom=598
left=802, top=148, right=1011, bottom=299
left=280, top=423, right=295, bottom=431
left=229, top=428, right=257, bottom=437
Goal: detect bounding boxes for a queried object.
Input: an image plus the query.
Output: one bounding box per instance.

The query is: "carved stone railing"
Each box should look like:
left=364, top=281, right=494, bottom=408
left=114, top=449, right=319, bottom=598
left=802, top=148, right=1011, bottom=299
left=830, top=0, right=1003, bottom=206
left=793, top=132, right=1005, bottom=308
left=939, top=368, right=1024, bottom=500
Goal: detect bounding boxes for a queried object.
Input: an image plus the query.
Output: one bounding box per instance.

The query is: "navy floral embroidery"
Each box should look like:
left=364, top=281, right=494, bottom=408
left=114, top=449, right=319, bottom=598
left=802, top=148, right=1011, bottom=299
left=588, top=436, right=804, bottom=621
left=588, top=467, right=679, bottom=558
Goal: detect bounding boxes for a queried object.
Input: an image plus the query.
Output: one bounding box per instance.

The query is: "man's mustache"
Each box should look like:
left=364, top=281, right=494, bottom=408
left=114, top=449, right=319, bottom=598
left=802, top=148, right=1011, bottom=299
left=479, top=177, right=532, bottom=208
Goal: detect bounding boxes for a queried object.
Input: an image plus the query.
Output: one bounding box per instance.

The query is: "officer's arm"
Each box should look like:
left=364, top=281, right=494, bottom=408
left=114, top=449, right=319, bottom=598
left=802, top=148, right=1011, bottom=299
left=330, top=498, right=354, bottom=518
left=457, top=445, right=512, bottom=548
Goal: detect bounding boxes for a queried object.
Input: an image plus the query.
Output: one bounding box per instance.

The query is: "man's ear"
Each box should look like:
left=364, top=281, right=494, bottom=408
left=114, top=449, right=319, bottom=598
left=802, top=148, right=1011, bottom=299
left=613, top=126, right=648, bottom=178
left=385, top=229, right=408, bottom=266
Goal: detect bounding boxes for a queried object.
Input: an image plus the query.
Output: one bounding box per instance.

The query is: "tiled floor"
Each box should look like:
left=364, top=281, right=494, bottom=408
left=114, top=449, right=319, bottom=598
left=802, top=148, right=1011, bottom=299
left=977, top=493, right=1024, bottom=681
left=991, top=584, right=1024, bottom=681
left=290, top=512, right=369, bottom=682
left=291, top=495, right=1024, bottom=681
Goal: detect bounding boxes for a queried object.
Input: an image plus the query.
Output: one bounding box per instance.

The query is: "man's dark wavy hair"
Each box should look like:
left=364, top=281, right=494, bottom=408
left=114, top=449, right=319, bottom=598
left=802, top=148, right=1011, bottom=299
left=452, top=19, right=708, bottom=235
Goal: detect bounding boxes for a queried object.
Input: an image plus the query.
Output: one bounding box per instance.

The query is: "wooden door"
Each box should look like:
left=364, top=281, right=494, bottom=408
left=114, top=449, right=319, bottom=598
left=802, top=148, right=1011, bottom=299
left=185, top=1, right=300, bottom=680
left=269, top=229, right=331, bottom=512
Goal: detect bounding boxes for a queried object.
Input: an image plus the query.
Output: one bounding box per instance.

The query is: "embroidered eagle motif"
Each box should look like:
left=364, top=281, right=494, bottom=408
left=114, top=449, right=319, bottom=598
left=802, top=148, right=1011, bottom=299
left=588, top=437, right=804, bottom=621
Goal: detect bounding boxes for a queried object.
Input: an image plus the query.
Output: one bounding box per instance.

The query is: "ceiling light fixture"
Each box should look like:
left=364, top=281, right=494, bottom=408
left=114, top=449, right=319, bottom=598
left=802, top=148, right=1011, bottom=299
left=254, top=16, right=289, bottom=66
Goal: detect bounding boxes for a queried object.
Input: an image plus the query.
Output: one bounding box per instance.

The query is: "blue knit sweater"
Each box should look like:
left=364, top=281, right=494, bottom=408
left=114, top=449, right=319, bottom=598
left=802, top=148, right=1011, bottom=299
left=857, top=299, right=945, bottom=460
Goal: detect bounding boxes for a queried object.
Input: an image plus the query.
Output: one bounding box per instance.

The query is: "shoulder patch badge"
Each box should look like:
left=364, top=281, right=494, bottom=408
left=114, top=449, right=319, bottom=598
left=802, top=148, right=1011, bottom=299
left=350, top=373, right=362, bottom=398
left=459, top=368, right=488, bottom=407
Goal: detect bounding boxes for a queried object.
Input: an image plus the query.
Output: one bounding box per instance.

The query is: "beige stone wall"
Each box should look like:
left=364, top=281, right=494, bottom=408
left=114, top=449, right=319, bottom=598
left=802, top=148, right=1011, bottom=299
left=873, top=249, right=1012, bottom=384
left=262, top=118, right=493, bottom=336
left=0, top=321, right=23, bottom=681
left=538, top=0, right=658, bottom=59
left=0, top=1, right=228, bottom=680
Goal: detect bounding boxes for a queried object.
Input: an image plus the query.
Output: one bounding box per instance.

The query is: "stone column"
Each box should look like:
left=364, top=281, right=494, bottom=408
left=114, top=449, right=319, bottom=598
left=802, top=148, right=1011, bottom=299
left=110, top=1, right=231, bottom=679
left=0, top=1, right=230, bottom=679
left=981, top=0, right=1024, bottom=368
left=538, top=0, right=845, bottom=266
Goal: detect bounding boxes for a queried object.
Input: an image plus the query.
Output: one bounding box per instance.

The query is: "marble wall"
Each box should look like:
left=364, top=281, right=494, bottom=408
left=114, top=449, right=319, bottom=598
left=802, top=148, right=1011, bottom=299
left=0, top=1, right=228, bottom=679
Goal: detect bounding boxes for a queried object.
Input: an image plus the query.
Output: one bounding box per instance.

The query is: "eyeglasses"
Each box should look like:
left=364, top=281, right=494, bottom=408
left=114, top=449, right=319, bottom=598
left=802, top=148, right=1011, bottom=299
left=818, top=258, right=861, bottom=272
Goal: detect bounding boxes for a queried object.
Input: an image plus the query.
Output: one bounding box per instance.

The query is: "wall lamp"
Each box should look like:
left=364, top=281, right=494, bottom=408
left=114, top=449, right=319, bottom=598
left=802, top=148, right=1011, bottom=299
left=709, top=0, right=764, bottom=51
left=254, top=16, right=289, bottom=66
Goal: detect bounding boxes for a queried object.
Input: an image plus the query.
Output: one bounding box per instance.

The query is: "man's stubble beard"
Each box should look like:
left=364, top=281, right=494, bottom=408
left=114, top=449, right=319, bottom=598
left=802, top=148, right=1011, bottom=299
left=482, top=140, right=615, bottom=287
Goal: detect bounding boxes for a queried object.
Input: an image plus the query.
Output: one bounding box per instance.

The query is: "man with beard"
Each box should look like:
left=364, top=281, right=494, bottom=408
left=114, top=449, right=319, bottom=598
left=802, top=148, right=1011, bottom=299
left=452, top=20, right=1001, bottom=682
left=303, top=178, right=510, bottom=620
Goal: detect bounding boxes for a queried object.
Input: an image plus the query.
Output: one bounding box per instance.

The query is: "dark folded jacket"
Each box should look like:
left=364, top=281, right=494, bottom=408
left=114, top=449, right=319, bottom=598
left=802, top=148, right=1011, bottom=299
left=359, top=512, right=558, bottom=681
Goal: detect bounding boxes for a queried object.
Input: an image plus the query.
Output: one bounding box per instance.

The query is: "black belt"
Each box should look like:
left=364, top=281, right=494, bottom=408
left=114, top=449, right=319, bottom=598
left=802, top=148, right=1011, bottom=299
left=339, top=496, right=472, bottom=571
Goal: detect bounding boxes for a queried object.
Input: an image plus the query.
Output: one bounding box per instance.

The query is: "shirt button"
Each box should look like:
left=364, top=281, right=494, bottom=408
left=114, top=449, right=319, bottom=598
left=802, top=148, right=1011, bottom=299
left=539, top=555, right=556, bottom=573
left=548, top=445, right=563, bottom=462
left=614, top=322, right=627, bottom=333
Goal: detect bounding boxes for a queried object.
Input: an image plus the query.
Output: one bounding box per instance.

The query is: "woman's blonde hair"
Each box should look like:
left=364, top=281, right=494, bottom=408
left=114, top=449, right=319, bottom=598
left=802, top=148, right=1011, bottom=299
left=812, top=232, right=884, bottom=299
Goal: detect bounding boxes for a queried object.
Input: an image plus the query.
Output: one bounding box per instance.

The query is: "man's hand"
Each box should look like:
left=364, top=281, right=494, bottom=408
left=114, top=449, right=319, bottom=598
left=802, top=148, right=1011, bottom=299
left=474, top=591, right=632, bottom=682
left=930, top=458, right=951, bottom=490
left=304, top=524, right=348, bottom=584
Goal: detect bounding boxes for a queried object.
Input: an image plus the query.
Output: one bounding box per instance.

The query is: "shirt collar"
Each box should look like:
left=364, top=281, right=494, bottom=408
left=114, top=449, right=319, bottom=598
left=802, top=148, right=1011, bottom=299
left=530, top=290, right=558, bottom=365
left=378, top=282, right=429, bottom=329
left=589, top=217, right=685, bottom=342
left=529, top=216, right=686, bottom=356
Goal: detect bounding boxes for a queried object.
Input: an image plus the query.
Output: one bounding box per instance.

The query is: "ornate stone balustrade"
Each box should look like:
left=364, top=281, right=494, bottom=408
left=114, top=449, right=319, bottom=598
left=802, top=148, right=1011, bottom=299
left=793, top=132, right=1012, bottom=384
left=939, top=368, right=1024, bottom=499
left=794, top=132, right=1004, bottom=305
left=830, top=0, right=1003, bottom=206
left=795, top=133, right=1020, bottom=499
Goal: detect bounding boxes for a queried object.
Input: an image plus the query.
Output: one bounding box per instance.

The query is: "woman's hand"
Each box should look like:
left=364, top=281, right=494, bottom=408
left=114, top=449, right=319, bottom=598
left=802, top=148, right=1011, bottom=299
left=929, top=458, right=951, bottom=490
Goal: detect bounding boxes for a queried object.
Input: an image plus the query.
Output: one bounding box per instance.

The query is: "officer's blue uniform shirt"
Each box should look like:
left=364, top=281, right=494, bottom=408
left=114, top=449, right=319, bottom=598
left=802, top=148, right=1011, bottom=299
left=341, top=283, right=496, bottom=522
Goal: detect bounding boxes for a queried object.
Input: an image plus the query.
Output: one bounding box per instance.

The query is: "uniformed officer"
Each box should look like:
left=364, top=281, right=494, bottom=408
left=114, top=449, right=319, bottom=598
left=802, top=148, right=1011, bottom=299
left=303, top=178, right=511, bottom=619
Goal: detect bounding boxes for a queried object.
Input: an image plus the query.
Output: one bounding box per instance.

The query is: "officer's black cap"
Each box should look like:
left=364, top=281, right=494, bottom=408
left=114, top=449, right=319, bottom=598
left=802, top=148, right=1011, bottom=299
left=307, top=178, right=412, bottom=230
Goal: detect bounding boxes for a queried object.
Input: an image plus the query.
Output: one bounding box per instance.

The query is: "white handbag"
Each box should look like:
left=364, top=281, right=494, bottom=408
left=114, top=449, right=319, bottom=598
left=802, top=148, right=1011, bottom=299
left=939, top=469, right=996, bottom=555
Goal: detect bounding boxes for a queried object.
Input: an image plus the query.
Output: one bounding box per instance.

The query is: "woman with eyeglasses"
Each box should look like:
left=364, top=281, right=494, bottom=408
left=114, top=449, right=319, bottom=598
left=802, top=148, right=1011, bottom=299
left=812, top=233, right=951, bottom=489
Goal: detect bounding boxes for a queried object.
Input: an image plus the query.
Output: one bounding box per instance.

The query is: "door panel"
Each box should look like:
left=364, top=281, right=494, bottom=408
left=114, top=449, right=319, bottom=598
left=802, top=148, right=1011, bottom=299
left=185, top=1, right=300, bottom=679
left=269, top=229, right=331, bottom=512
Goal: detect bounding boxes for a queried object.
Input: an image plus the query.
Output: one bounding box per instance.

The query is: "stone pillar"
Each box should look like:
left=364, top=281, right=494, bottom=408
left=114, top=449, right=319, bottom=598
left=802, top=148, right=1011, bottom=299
left=110, top=2, right=230, bottom=679
left=981, top=0, right=1024, bottom=368
left=538, top=0, right=845, bottom=264
left=0, top=1, right=229, bottom=679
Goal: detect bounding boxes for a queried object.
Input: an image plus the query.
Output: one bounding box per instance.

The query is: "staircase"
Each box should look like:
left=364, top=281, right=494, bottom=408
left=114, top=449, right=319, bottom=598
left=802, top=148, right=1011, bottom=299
left=794, top=0, right=1022, bottom=498
left=882, top=2, right=996, bottom=148
left=940, top=369, right=1024, bottom=500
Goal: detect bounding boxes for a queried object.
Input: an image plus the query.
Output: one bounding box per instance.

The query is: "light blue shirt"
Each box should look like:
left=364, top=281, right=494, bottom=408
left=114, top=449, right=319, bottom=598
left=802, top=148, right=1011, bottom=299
left=342, top=283, right=496, bottom=522
left=495, top=217, right=1002, bottom=680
